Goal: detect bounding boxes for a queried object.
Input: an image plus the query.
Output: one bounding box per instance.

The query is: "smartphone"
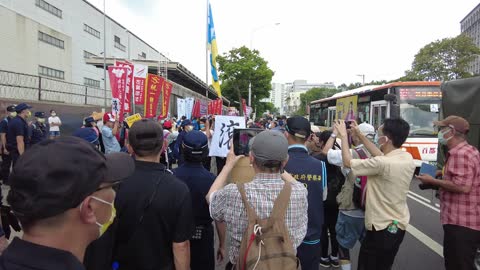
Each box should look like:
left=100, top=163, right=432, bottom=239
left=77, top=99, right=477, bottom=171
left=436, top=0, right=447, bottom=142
left=233, top=128, right=263, bottom=156
left=346, top=121, right=352, bottom=129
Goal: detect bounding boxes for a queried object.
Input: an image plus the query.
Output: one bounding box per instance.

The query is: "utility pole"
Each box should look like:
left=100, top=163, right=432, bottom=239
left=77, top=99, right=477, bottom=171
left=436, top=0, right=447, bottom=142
left=357, top=74, right=365, bottom=85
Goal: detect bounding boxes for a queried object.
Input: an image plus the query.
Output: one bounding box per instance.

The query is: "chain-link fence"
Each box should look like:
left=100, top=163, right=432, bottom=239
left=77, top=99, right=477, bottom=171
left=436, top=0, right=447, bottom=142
left=0, top=69, right=107, bottom=106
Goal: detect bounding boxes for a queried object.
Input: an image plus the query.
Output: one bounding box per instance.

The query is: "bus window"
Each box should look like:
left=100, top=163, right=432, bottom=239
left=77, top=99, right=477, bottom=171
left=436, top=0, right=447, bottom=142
left=371, top=102, right=388, bottom=130
left=357, top=102, right=370, bottom=124
left=328, top=107, right=336, bottom=127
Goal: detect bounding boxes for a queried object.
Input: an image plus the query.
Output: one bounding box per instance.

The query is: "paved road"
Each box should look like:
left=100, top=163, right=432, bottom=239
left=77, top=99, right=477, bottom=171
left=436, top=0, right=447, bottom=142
left=215, top=177, right=446, bottom=270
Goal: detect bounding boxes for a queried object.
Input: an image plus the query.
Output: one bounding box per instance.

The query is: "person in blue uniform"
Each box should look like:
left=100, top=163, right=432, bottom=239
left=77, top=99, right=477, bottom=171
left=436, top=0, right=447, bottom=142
left=283, top=116, right=326, bottom=270
left=6, top=103, right=32, bottom=166
left=173, top=130, right=225, bottom=270
left=30, top=112, right=48, bottom=145
left=0, top=105, right=16, bottom=183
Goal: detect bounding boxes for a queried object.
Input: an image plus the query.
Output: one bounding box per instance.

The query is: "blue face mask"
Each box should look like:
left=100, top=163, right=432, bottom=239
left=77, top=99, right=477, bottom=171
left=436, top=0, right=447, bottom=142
left=200, top=124, right=205, bottom=129
left=438, top=128, right=453, bottom=145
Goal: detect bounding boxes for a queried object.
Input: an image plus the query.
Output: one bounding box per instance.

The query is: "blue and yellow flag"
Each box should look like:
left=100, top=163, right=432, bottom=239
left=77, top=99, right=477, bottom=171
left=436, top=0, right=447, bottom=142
left=208, top=2, right=221, bottom=97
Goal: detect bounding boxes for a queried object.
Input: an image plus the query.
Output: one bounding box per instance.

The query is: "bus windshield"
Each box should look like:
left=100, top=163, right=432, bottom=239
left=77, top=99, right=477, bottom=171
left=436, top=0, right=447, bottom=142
left=400, top=101, right=440, bottom=137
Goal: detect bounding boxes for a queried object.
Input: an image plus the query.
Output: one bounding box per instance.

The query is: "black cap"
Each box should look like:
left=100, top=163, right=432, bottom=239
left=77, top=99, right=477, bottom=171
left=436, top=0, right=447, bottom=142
left=183, top=130, right=208, bottom=156
left=85, top=116, right=95, bottom=124
left=15, top=103, right=32, bottom=113
left=7, top=136, right=134, bottom=221
left=6, top=105, right=16, bottom=112
left=34, top=112, right=45, bottom=118
left=286, top=116, right=312, bottom=139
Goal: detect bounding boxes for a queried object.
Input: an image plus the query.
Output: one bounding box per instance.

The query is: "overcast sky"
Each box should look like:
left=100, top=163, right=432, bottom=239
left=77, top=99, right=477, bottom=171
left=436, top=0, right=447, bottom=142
left=89, top=0, right=478, bottom=86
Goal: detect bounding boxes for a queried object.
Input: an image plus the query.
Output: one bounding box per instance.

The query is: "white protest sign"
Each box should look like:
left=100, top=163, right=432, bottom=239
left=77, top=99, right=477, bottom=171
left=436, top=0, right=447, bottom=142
left=209, top=116, right=246, bottom=157
left=177, top=98, right=186, bottom=118
left=185, top=97, right=195, bottom=119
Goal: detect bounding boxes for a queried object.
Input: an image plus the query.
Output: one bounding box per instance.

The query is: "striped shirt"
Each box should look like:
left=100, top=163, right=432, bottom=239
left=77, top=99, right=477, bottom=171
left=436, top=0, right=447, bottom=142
left=210, top=173, right=308, bottom=264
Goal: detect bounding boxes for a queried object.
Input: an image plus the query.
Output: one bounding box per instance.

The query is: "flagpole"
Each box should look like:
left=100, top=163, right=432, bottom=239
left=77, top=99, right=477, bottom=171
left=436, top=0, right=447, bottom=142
left=205, top=0, right=209, bottom=98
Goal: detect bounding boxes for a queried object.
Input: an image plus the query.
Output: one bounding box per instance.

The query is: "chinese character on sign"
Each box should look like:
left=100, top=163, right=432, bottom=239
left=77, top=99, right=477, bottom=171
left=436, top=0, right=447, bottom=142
left=219, top=120, right=240, bottom=149
left=429, top=147, right=436, bottom=154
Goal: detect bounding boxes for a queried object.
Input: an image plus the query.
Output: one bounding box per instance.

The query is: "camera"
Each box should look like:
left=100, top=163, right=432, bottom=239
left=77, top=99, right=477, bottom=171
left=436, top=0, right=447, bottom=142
left=345, top=121, right=352, bottom=129
left=418, top=183, right=439, bottom=190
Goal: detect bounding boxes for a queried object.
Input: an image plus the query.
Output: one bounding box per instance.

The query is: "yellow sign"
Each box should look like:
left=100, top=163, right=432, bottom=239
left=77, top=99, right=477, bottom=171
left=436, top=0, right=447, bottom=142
left=336, top=95, right=358, bottom=121
left=125, top=113, right=142, bottom=127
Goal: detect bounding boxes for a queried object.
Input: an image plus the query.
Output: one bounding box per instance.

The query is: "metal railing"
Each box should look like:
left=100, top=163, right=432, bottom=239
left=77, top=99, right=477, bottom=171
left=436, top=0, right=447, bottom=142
left=0, top=69, right=107, bottom=107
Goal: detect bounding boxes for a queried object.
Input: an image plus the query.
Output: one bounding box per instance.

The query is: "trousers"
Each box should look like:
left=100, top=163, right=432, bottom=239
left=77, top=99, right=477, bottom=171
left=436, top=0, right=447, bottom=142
left=444, top=224, right=480, bottom=270
left=357, top=227, right=405, bottom=270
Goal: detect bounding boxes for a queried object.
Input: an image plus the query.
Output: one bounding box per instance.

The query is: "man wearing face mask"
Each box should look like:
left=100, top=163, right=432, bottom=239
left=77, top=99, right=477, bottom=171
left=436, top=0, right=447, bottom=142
left=0, top=137, right=134, bottom=270
left=173, top=119, right=194, bottom=166
left=30, top=112, right=48, bottom=145
left=335, top=118, right=415, bottom=270
left=417, top=116, right=480, bottom=270
left=0, top=105, right=16, bottom=184
left=48, top=110, right=62, bottom=139
left=6, top=103, right=32, bottom=166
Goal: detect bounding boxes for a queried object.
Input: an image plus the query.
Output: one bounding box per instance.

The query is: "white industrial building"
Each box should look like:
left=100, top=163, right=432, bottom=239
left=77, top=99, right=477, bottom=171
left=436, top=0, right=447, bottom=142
left=461, top=3, right=480, bottom=75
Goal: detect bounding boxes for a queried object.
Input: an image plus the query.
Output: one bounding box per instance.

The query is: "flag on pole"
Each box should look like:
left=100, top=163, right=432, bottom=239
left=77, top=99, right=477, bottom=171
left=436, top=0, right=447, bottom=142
left=208, top=2, right=221, bottom=97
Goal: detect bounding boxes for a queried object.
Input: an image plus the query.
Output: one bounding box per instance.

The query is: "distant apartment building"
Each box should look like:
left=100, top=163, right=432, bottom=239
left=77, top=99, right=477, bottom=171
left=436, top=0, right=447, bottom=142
left=268, top=83, right=286, bottom=114
left=461, top=3, right=480, bottom=75
left=284, top=80, right=336, bottom=115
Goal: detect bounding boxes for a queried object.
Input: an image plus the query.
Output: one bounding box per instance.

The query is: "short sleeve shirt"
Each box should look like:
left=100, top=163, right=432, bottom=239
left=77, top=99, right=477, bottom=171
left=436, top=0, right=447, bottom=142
left=440, top=142, right=480, bottom=231
left=114, top=161, right=195, bottom=269
left=6, top=116, right=29, bottom=150
left=0, top=117, right=10, bottom=134
left=101, top=125, right=121, bottom=154
left=48, top=116, right=61, bottom=132
left=350, top=149, right=415, bottom=230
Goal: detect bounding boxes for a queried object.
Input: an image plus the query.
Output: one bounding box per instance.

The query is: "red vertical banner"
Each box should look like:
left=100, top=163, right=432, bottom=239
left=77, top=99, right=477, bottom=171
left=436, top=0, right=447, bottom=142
left=160, top=80, right=173, bottom=119
left=192, top=99, right=201, bottom=118
left=133, top=64, right=148, bottom=105
left=108, top=66, right=127, bottom=122
left=144, top=74, right=164, bottom=118
left=115, top=61, right=134, bottom=112
left=241, top=98, right=247, bottom=116
left=216, top=98, right=223, bottom=115
left=207, top=101, right=212, bottom=115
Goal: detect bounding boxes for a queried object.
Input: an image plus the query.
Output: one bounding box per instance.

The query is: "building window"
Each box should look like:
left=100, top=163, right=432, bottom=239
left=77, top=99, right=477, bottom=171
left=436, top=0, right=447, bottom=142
left=83, top=50, right=96, bottom=58
left=35, top=0, right=62, bottom=18
left=114, top=35, right=126, bottom=52
left=38, top=31, right=64, bottom=49
left=84, top=77, right=100, bottom=88
left=138, top=52, right=146, bottom=59
left=39, top=65, right=64, bottom=80
left=84, top=24, right=100, bottom=39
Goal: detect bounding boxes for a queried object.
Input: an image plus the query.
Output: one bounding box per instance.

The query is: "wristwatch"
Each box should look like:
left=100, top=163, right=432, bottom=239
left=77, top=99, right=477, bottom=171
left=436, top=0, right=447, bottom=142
left=330, top=133, right=337, bottom=138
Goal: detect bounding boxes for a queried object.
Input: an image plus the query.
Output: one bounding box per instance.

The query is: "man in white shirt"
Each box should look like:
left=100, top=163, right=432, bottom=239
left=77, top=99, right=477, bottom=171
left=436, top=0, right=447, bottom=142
left=48, top=110, right=62, bottom=139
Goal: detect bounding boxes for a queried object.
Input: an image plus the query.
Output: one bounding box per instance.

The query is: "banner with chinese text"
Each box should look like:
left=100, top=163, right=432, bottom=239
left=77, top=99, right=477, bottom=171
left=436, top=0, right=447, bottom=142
left=160, top=80, right=173, bottom=119
left=108, top=66, right=127, bottom=122
left=133, top=64, right=148, bottom=105
left=115, top=61, right=134, bottom=112
left=144, top=74, right=164, bottom=118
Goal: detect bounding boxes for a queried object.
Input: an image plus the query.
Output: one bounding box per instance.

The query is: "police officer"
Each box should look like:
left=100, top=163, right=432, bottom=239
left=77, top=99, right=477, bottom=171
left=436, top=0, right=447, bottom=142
left=6, top=103, right=31, bottom=166
left=173, top=130, right=223, bottom=270
left=30, top=112, right=48, bottom=145
left=284, top=116, right=326, bottom=270
left=0, top=105, right=16, bottom=183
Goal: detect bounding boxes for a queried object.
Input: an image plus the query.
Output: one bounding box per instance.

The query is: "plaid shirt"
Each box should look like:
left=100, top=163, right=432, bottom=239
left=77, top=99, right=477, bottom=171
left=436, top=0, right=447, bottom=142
left=210, top=173, right=308, bottom=264
left=440, top=141, right=480, bottom=231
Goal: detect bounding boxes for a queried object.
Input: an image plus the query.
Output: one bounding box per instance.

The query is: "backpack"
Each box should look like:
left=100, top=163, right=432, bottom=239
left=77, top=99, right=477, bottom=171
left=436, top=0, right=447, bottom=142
left=236, top=183, right=300, bottom=270
left=352, top=148, right=368, bottom=210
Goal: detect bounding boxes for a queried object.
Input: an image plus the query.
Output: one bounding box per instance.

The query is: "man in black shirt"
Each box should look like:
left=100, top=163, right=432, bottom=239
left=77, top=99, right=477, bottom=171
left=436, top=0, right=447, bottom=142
left=114, top=119, right=194, bottom=270
left=0, top=137, right=134, bottom=270
left=173, top=131, right=226, bottom=269
left=6, top=103, right=31, bottom=166
left=0, top=105, right=16, bottom=183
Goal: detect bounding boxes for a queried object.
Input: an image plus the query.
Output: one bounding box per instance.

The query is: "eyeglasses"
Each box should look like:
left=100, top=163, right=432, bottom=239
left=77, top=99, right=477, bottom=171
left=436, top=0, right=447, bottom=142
left=95, top=181, right=121, bottom=192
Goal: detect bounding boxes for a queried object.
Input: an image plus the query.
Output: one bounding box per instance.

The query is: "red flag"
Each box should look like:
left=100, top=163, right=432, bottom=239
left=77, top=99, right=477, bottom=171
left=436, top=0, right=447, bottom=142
left=133, top=64, right=148, bottom=105
left=192, top=99, right=201, bottom=118
left=144, top=74, right=164, bottom=118
left=160, top=80, right=173, bottom=119
left=115, top=61, right=134, bottom=113
left=216, top=98, right=223, bottom=115
left=108, top=66, right=127, bottom=122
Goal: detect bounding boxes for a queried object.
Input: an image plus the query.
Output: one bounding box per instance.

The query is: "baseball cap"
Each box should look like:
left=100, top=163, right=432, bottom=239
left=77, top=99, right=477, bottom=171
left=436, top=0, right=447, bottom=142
left=15, top=103, right=32, bottom=113
left=85, top=116, right=95, bottom=124
left=251, top=130, right=288, bottom=164
left=434, top=115, right=470, bottom=134
left=358, top=122, right=375, bottom=136
left=73, top=128, right=99, bottom=145
left=34, top=112, right=45, bottom=118
left=181, top=119, right=192, bottom=127
left=103, top=112, right=116, bottom=123
left=163, top=120, right=172, bottom=129
left=183, top=130, right=208, bottom=155
left=6, top=105, right=16, bottom=112
left=7, top=136, right=134, bottom=221
left=286, top=116, right=312, bottom=139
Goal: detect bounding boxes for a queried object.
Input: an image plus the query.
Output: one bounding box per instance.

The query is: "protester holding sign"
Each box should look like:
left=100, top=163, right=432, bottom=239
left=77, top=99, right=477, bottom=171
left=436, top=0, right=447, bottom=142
left=101, top=113, right=120, bottom=154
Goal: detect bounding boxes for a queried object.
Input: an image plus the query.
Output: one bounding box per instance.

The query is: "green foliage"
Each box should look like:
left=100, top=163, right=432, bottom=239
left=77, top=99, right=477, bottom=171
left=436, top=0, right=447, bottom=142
left=257, top=102, right=278, bottom=115
left=405, top=34, right=480, bottom=81
left=296, top=87, right=340, bottom=115
left=216, top=46, right=275, bottom=113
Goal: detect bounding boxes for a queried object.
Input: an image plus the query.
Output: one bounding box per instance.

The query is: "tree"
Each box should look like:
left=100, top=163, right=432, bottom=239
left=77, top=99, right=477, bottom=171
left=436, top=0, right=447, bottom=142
left=216, top=46, right=275, bottom=114
left=405, top=34, right=480, bottom=81
left=295, top=87, right=340, bottom=115
left=257, top=102, right=277, bottom=115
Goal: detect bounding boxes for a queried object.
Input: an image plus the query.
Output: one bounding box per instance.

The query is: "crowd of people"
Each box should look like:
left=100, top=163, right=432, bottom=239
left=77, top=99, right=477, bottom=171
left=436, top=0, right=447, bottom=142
left=0, top=103, right=478, bottom=270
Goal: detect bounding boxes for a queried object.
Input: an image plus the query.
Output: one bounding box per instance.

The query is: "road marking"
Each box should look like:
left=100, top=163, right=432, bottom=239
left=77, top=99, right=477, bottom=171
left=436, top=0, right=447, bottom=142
left=435, top=203, right=440, bottom=208
left=407, top=194, right=440, bottom=213
left=408, top=191, right=431, bottom=203
left=407, top=224, right=444, bottom=258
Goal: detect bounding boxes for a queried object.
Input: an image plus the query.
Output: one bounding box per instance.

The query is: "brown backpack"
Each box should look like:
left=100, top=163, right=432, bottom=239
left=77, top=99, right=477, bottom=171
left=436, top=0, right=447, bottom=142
left=236, top=182, right=301, bottom=270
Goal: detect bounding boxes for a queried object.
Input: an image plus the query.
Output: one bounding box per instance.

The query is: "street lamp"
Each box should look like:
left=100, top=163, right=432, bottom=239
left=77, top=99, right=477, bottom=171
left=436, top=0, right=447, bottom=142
left=357, top=74, right=365, bottom=85
left=248, top=22, right=280, bottom=107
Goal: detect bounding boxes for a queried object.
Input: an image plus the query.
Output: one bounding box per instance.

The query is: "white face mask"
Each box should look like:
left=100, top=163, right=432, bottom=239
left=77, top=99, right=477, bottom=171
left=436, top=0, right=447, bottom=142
left=51, top=113, right=57, bottom=117
left=185, top=126, right=194, bottom=132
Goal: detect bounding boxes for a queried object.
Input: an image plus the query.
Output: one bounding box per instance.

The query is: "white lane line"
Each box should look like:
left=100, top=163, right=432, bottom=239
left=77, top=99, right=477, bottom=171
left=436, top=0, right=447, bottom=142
left=407, top=224, right=444, bottom=258
left=408, top=191, right=431, bottom=203
left=407, top=194, right=440, bottom=213
left=435, top=203, right=440, bottom=208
